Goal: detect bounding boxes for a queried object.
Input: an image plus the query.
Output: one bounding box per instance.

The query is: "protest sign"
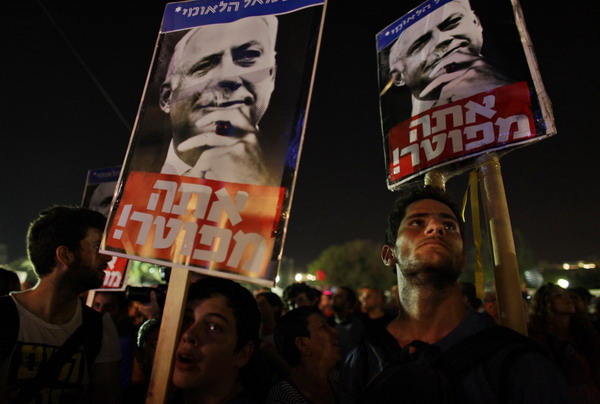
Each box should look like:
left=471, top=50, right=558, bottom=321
left=101, top=0, right=326, bottom=286
left=377, top=0, right=555, bottom=189
left=82, top=166, right=129, bottom=290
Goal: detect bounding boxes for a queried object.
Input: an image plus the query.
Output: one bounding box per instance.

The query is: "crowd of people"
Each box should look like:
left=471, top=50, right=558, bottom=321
left=2, top=188, right=600, bottom=403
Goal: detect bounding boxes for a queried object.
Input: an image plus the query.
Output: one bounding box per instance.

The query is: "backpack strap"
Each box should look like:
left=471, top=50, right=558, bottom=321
left=13, top=316, right=89, bottom=403
left=9, top=302, right=104, bottom=403
left=0, top=295, right=19, bottom=362
left=437, top=326, right=527, bottom=372
left=436, top=325, right=544, bottom=402
left=81, top=305, right=104, bottom=373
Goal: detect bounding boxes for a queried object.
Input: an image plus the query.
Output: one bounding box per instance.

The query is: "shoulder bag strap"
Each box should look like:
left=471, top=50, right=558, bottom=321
left=0, top=295, right=19, bottom=362
left=13, top=319, right=87, bottom=404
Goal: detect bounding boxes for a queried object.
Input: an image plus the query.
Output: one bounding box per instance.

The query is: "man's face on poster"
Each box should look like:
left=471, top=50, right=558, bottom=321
left=389, top=0, right=483, bottom=101
left=160, top=17, right=277, bottom=166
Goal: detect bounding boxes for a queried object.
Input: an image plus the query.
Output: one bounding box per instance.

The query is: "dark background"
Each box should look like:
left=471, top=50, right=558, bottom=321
left=2, top=0, right=599, bottom=271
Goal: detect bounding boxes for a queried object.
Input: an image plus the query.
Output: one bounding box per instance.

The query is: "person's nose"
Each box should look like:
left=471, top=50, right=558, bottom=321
left=425, top=219, right=445, bottom=236
left=216, top=54, right=245, bottom=89
left=182, top=323, right=202, bottom=346
left=99, top=251, right=112, bottom=264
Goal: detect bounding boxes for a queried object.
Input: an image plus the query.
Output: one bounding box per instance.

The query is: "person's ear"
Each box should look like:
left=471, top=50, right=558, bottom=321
left=381, top=245, right=397, bottom=267
left=159, top=82, right=172, bottom=113
left=56, top=246, right=74, bottom=268
left=295, top=336, right=311, bottom=356
left=235, top=340, right=255, bottom=368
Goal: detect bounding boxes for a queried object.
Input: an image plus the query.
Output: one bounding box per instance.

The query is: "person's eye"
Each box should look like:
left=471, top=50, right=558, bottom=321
left=444, top=222, right=457, bottom=231
left=191, top=56, right=220, bottom=77
left=407, top=32, right=432, bottom=56
left=233, top=49, right=262, bottom=67
left=442, top=17, right=461, bottom=31
left=439, top=14, right=463, bottom=32
left=408, top=38, right=427, bottom=56
left=408, top=219, right=425, bottom=227
left=207, top=322, right=223, bottom=334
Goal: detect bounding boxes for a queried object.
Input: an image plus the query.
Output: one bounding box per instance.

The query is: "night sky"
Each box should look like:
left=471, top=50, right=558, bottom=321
left=2, top=0, right=599, bottom=271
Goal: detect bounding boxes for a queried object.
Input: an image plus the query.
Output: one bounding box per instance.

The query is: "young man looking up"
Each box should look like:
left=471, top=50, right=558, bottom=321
left=341, top=187, right=567, bottom=403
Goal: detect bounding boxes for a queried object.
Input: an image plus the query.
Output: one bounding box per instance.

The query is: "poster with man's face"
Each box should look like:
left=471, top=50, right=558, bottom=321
left=377, top=0, right=555, bottom=189
left=100, top=0, right=325, bottom=286
left=82, top=166, right=129, bottom=290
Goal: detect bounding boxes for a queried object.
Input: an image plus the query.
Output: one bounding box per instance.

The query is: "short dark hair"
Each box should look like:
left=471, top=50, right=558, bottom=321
left=282, top=282, right=319, bottom=307
left=274, top=306, right=322, bottom=367
left=385, top=186, right=463, bottom=246
left=187, top=277, right=260, bottom=351
left=27, top=206, right=107, bottom=277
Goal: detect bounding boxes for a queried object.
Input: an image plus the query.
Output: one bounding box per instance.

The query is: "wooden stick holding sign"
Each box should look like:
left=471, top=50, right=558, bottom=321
left=476, top=153, right=528, bottom=335
left=146, top=267, right=193, bottom=403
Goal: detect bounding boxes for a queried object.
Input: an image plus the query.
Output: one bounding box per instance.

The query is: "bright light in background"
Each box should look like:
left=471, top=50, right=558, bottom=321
left=275, top=276, right=280, bottom=283
left=295, top=273, right=302, bottom=282
left=306, top=274, right=316, bottom=281
left=562, top=263, right=570, bottom=270
left=557, top=279, right=570, bottom=288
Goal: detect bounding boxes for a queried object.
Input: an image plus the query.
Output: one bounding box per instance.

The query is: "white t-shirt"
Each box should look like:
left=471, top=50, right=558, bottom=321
left=0, top=294, right=121, bottom=402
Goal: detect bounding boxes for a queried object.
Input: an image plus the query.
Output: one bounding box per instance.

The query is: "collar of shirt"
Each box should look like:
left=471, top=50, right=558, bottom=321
left=160, top=141, right=193, bottom=176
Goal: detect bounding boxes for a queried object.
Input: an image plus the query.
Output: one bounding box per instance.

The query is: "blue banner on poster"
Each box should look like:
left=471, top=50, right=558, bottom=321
left=162, top=0, right=324, bottom=32
left=86, top=166, right=121, bottom=185
left=376, top=0, right=454, bottom=51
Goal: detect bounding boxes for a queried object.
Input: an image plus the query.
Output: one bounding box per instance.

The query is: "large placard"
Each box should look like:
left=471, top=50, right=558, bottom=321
left=101, top=0, right=326, bottom=286
left=377, top=0, right=555, bottom=189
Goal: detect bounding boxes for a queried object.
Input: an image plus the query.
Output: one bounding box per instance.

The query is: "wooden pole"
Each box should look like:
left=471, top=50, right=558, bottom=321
left=85, top=290, right=95, bottom=307
left=476, top=154, right=528, bottom=335
left=424, top=170, right=448, bottom=191
left=146, top=267, right=193, bottom=403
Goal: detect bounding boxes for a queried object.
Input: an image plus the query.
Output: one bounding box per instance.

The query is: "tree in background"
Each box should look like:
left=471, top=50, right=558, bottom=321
left=307, top=239, right=395, bottom=291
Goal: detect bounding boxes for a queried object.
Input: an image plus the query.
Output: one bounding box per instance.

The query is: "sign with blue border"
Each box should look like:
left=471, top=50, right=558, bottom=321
left=162, top=0, right=324, bottom=32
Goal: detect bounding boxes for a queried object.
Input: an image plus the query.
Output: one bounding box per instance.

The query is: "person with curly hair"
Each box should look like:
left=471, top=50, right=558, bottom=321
left=529, top=283, right=600, bottom=403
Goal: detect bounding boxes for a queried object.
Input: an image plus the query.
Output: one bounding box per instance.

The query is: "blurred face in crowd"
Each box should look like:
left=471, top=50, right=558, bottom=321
left=303, top=313, right=341, bottom=366
left=359, top=288, right=382, bottom=313
left=549, top=287, right=576, bottom=315
left=172, top=295, right=252, bottom=393
left=288, top=292, right=315, bottom=310
left=92, top=292, right=120, bottom=322
left=389, top=0, right=483, bottom=101
left=256, top=294, right=277, bottom=322
left=332, top=288, right=350, bottom=312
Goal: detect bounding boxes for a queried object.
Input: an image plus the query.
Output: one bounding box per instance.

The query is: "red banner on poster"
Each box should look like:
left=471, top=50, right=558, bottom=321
left=101, top=256, right=128, bottom=288
left=387, top=82, right=534, bottom=182
left=104, top=171, right=285, bottom=280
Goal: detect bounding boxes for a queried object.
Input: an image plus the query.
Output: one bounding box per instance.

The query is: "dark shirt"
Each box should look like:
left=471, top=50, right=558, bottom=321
left=341, top=310, right=569, bottom=403
left=266, top=369, right=340, bottom=404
